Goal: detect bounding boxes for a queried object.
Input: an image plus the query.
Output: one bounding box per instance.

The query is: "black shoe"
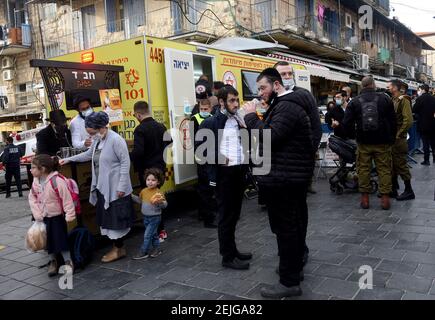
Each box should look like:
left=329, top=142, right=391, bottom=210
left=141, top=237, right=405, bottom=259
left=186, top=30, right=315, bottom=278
left=222, top=257, right=250, bottom=270
left=236, top=251, right=253, bottom=261
left=421, top=161, right=431, bottom=166
left=396, top=190, right=415, bottom=201
left=5, top=194, right=11, bottom=199
left=307, top=187, right=317, bottom=194
left=18, top=193, right=23, bottom=198
left=260, top=283, right=302, bottom=299
left=204, top=222, right=217, bottom=229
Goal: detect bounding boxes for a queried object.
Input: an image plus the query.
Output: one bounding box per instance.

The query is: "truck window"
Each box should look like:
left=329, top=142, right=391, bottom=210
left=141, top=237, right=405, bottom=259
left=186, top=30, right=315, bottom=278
left=242, top=70, right=260, bottom=101
left=193, top=55, right=213, bottom=83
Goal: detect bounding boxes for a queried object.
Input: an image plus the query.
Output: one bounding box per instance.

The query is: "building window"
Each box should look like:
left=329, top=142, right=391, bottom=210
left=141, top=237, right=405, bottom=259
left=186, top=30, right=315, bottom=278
left=105, top=0, right=124, bottom=32
left=15, top=82, right=36, bottom=107
left=41, top=3, right=57, bottom=21
left=44, top=42, right=60, bottom=58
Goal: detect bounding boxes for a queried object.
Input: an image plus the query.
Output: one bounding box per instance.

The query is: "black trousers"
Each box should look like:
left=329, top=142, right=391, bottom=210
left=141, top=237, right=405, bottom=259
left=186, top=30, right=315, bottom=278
left=5, top=166, right=22, bottom=195
left=216, top=166, right=246, bottom=262
left=263, top=184, right=308, bottom=287
left=421, top=132, right=435, bottom=162
left=197, top=165, right=216, bottom=223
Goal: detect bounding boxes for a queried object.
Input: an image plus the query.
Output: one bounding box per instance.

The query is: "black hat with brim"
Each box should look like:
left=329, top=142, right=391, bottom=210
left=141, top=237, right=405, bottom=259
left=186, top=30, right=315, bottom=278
left=45, top=109, right=70, bottom=124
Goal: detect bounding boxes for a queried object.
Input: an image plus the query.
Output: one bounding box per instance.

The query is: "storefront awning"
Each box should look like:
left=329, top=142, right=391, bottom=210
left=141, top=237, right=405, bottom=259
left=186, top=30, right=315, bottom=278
left=0, top=122, right=23, bottom=132
left=268, top=53, right=350, bottom=83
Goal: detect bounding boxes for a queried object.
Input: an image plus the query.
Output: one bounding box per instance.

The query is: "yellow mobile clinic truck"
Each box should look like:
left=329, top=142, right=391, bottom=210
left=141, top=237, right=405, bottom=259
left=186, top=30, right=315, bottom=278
left=50, top=36, right=310, bottom=194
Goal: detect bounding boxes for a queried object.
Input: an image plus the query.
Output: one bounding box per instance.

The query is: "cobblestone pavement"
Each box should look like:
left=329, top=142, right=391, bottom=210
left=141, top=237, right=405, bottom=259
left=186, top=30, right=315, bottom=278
left=0, top=155, right=434, bottom=300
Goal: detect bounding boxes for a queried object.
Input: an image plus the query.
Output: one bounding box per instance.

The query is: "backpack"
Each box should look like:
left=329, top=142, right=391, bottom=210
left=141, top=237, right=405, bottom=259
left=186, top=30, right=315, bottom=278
left=50, top=174, right=81, bottom=215
left=359, top=96, right=380, bottom=132
left=68, top=226, right=95, bottom=269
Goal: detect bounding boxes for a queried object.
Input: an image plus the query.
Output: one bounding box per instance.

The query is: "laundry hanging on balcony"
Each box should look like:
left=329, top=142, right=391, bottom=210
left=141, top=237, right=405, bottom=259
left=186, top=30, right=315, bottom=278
left=317, top=4, right=326, bottom=24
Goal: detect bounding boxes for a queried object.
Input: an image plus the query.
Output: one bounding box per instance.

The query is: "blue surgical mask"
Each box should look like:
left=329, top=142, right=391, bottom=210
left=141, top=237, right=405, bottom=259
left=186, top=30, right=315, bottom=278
left=336, top=99, right=343, bottom=106
left=283, top=78, right=296, bottom=91
left=199, top=111, right=211, bottom=118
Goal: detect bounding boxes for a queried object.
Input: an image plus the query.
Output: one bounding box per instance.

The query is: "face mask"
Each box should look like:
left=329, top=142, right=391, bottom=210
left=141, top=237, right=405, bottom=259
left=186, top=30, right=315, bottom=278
left=417, top=90, right=423, bottom=97
left=81, top=108, right=93, bottom=118
left=400, top=89, right=406, bottom=95
left=199, top=111, right=211, bottom=118
left=282, top=78, right=295, bottom=91
left=336, top=99, right=343, bottom=106
left=92, top=133, right=103, bottom=141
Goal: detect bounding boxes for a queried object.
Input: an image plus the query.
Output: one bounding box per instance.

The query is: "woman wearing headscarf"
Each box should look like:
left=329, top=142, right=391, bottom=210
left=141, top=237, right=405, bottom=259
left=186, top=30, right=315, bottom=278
left=61, top=112, right=134, bottom=263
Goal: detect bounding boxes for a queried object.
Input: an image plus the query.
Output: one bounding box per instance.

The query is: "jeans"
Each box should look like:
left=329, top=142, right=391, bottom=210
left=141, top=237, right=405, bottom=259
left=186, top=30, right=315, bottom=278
left=141, top=215, right=161, bottom=253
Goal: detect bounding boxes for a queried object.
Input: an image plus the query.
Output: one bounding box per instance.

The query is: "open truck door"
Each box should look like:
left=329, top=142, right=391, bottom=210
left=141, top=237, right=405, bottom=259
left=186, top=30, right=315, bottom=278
left=163, top=48, right=197, bottom=185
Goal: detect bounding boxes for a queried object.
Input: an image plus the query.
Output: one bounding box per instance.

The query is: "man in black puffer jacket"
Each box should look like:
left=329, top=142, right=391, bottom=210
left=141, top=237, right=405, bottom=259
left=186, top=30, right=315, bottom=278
left=244, top=68, right=314, bottom=299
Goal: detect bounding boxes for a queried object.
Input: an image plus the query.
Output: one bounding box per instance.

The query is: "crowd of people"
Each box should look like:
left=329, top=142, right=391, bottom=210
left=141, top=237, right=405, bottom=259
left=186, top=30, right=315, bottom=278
left=5, top=61, right=434, bottom=299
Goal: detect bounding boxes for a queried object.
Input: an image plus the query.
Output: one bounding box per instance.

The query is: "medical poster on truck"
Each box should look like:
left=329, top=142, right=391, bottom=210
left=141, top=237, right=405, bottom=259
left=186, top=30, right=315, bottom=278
left=99, top=89, right=123, bottom=126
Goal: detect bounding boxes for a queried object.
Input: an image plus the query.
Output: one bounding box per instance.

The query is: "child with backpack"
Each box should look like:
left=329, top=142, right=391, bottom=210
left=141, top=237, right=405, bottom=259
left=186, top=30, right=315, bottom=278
left=28, top=154, right=76, bottom=276
left=132, top=168, right=167, bottom=260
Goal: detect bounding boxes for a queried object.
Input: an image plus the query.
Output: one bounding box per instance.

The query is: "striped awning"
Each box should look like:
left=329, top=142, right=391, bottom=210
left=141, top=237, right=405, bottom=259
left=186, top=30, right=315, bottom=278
left=268, top=53, right=350, bottom=83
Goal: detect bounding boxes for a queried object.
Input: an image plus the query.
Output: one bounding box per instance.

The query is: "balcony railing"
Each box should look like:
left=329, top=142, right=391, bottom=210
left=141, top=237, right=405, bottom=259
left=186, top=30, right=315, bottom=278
left=0, top=24, right=32, bottom=51
left=393, top=49, right=418, bottom=68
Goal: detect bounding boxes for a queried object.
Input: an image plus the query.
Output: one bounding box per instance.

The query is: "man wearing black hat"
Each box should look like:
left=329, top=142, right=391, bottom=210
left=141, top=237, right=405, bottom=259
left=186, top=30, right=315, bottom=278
left=36, top=109, right=72, bottom=156
left=70, top=95, right=94, bottom=149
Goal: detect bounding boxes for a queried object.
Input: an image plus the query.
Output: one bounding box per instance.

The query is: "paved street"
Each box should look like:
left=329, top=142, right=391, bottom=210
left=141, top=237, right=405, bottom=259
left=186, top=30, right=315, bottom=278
left=0, top=155, right=434, bottom=300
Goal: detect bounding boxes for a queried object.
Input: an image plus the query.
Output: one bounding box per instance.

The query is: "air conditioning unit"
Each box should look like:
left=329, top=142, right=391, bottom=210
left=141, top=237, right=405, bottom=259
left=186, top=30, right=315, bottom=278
left=304, top=30, right=316, bottom=39
left=357, top=53, right=370, bottom=71
left=2, top=69, right=14, bottom=81
left=319, top=36, right=330, bottom=44
left=284, top=24, right=298, bottom=33
left=2, top=57, right=13, bottom=69
left=407, top=66, right=415, bottom=79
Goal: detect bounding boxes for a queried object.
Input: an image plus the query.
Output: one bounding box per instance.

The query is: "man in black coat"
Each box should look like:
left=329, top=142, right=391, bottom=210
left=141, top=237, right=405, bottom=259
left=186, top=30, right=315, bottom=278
left=274, top=61, right=321, bottom=263
left=197, top=85, right=252, bottom=271
left=325, top=91, right=353, bottom=139
left=244, top=68, right=315, bottom=298
left=1, top=136, right=24, bottom=198
left=36, top=110, right=72, bottom=156
left=131, top=101, right=169, bottom=187
left=413, top=84, right=435, bottom=165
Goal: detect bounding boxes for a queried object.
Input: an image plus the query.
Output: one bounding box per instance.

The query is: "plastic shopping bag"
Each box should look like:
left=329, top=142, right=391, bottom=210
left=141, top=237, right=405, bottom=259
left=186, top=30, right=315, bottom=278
left=25, top=221, right=47, bottom=252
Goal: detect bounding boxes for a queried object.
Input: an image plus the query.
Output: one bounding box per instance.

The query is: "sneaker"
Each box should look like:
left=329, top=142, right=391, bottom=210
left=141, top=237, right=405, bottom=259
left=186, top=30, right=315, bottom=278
left=421, top=161, right=431, bottom=166
left=47, top=259, right=58, bottom=277
left=159, top=230, right=168, bottom=243
left=160, top=230, right=168, bottom=239
left=150, top=248, right=162, bottom=258
left=5, top=194, right=11, bottom=199
left=132, top=251, right=149, bottom=260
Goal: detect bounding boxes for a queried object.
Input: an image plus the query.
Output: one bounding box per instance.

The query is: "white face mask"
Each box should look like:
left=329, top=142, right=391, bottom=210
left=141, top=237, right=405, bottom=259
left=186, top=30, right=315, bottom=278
left=92, top=132, right=103, bottom=141
left=81, top=108, right=93, bottom=118
left=417, top=90, right=423, bottom=97
left=282, top=78, right=295, bottom=91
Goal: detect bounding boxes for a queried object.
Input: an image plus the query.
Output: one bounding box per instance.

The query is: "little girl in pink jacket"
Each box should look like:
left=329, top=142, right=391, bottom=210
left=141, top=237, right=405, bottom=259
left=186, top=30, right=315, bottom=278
left=29, top=154, right=76, bottom=276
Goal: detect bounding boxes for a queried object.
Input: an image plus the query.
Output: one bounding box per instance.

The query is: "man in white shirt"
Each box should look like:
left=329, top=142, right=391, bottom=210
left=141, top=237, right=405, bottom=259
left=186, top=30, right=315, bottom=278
left=197, top=85, right=252, bottom=271
left=70, top=95, right=94, bottom=149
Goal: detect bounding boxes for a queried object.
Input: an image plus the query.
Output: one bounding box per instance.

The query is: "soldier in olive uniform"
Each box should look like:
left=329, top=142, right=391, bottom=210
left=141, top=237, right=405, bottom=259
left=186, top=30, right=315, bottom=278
left=387, top=80, right=415, bottom=201
left=343, top=76, right=397, bottom=210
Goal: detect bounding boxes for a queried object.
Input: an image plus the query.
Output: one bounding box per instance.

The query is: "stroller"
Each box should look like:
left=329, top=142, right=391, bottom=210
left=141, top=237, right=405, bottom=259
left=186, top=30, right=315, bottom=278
left=328, top=135, right=378, bottom=195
